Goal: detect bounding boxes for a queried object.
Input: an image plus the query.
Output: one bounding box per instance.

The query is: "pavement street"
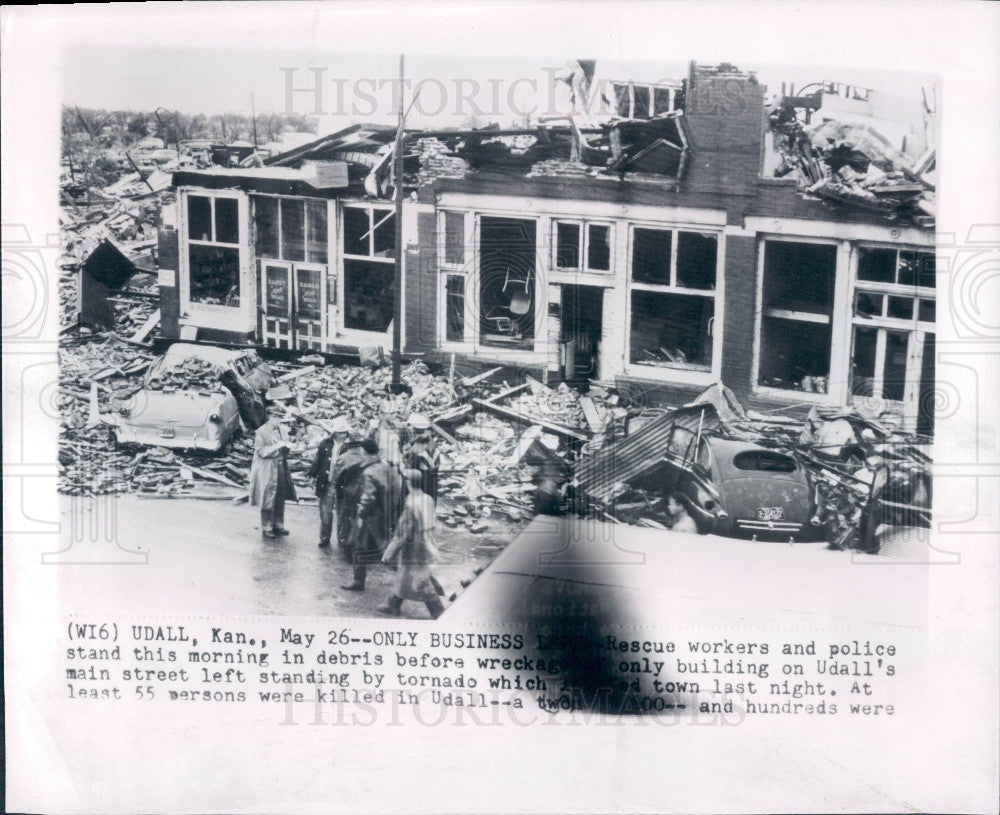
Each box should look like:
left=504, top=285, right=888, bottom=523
left=56, top=494, right=527, bottom=618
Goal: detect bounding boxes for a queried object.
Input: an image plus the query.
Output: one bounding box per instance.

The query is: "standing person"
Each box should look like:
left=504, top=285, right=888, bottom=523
left=332, top=434, right=378, bottom=553
left=402, top=412, right=440, bottom=503
left=380, top=468, right=445, bottom=619
left=248, top=409, right=297, bottom=539
left=307, top=416, right=351, bottom=549
left=341, top=439, right=406, bottom=592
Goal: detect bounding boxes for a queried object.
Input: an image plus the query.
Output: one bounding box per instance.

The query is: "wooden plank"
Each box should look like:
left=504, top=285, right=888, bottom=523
left=277, top=364, right=316, bottom=383
left=130, top=309, right=161, bottom=343
left=509, top=424, right=544, bottom=464
left=472, top=398, right=588, bottom=441
left=484, top=382, right=530, bottom=404
left=461, top=366, right=502, bottom=387
left=185, top=464, right=244, bottom=490
left=578, top=396, right=604, bottom=432
left=431, top=421, right=459, bottom=446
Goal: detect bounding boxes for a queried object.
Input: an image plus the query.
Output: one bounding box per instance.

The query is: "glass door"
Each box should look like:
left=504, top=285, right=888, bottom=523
left=261, top=261, right=293, bottom=348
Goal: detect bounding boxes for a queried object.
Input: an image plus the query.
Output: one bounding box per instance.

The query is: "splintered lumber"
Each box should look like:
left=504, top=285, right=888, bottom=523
left=578, top=396, right=604, bottom=432
left=277, top=364, right=316, bottom=383
left=431, top=421, right=458, bottom=446
left=461, top=366, right=502, bottom=387
left=509, top=424, right=544, bottom=464
left=471, top=398, right=588, bottom=441
left=484, top=382, right=530, bottom=404
left=184, top=464, right=244, bottom=490
left=130, top=309, right=160, bottom=343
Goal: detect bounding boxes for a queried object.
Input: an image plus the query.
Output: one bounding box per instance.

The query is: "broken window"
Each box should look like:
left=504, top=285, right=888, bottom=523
left=443, top=211, right=466, bottom=266
left=445, top=274, right=466, bottom=342
left=628, top=224, right=719, bottom=373
left=629, top=290, right=713, bottom=370
left=632, top=227, right=672, bottom=284
left=757, top=240, right=837, bottom=392
left=858, top=247, right=935, bottom=289
left=587, top=224, right=611, bottom=271
left=554, top=220, right=612, bottom=272
left=555, top=222, right=581, bottom=269
left=187, top=195, right=212, bottom=242
left=479, top=216, right=536, bottom=350
left=341, top=204, right=396, bottom=334
left=252, top=197, right=328, bottom=264
left=186, top=193, right=242, bottom=307
left=850, top=244, right=935, bottom=403
left=306, top=201, right=328, bottom=264
left=343, top=260, right=394, bottom=333
left=189, top=245, right=240, bottom=307
left=282, top=199, right=305, bottom=262
left=343, top=205, right=395, bottom=258
left=676, top=231, right=717, bottom=290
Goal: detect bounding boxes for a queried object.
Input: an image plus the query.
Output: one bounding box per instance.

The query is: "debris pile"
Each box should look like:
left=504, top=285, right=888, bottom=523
left=769, top=101, right=935, bottom=225
left=573, top=384, right=932, bottom=552
left=146, top=356, right=228, bottom=394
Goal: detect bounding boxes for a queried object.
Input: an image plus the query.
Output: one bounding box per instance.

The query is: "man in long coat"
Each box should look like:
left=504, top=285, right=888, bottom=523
left=248, top=411, right=297, bottom=539
left=380, top=468, right=445, bottom=619
left=332, top=436, right=378, bottom=553
left=307, top=416, right=351, bottom=548
left=341, top=439, right=406, bottom=591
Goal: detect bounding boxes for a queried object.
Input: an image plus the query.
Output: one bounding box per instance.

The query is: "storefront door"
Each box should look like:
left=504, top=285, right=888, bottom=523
left=260, top=261, right=327, bottom=351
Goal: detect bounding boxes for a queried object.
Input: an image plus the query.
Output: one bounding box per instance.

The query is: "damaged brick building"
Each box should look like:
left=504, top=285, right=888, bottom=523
left=156, top=62, right=936, bottom=432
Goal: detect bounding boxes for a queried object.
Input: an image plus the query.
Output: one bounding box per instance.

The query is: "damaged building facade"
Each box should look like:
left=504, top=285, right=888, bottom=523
left=157, top=63, right=935, bottom=431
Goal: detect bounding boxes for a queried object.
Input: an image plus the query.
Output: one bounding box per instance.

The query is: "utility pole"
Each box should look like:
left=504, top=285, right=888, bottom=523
left=250, top=94, right=260, bottom=154
left=389, top=53, right=406, bottom=394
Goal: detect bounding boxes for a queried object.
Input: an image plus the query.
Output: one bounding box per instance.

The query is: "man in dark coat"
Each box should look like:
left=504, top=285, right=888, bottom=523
left=332, top=436, right=378, bottom=553
left=341, top=439, right=406, bottom=592
left=307, top=416, right=351, bottom=549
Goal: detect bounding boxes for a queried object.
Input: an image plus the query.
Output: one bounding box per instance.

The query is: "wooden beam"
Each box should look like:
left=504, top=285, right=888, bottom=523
left=471, top=398, right=588, bottom=441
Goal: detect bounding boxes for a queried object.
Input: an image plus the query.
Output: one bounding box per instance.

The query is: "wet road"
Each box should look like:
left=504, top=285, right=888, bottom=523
left=56, top=494, right=527, bottom=618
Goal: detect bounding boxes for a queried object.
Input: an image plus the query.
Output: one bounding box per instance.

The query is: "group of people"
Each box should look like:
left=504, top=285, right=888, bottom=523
left=248, top=408, right=444, bottom=619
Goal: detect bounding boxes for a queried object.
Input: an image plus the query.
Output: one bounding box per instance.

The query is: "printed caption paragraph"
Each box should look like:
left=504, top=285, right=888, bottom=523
left=62, top=619, right=905, bottom=722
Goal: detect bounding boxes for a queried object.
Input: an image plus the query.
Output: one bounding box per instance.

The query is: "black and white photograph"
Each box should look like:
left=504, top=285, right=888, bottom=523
left=3, top=3, right=998, bottom=813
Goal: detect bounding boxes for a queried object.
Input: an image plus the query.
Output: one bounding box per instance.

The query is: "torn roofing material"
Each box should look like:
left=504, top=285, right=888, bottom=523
left=573, top=401, right=721, bottom=505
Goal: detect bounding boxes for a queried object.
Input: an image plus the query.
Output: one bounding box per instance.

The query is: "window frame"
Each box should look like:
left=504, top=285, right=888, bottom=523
left=552, top=218, right=614, bottom=274
left=179, top=189, right=249, bottom=323
left=624, top=222, right=722, bottom=383
left=849, top=243, right=936, bottom=406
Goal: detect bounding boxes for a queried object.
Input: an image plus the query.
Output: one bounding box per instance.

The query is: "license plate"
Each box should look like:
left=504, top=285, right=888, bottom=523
left=159, top=427, right=176, bottom=438
left=758, top=506, right=784, bottom=521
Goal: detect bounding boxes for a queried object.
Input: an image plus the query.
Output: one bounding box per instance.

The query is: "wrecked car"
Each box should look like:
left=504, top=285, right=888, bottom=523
left=108, top=344, right=274, bottom=452
left=632, top=428, right=824, bottom=541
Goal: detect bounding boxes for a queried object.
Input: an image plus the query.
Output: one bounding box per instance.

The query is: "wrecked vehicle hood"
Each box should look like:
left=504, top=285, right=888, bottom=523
left=120, top=390, right=234, bottom=428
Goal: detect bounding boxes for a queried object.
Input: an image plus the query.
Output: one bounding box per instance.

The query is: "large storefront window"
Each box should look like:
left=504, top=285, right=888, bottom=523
left=628, top=226, right=718, bottom=371
left=478, top=216, right=537, bottom=351
left=186, top=194, right=242, bottom=307
left=342, top=204, right=396, bottom=334
left=757, top=240, right=837, bottom=393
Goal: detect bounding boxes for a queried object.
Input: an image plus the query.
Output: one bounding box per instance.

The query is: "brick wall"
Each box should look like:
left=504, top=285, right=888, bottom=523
left=720, top=233, right=758, bottom=395
left=404, top=210, right=438, bottom=352
left=683, top=72, right=766, bottom=197
left=157, top=227, right=180, bottom=339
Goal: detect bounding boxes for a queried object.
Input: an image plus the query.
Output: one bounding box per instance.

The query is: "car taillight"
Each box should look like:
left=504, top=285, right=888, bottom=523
left=209, top=413, right=222, bottom=423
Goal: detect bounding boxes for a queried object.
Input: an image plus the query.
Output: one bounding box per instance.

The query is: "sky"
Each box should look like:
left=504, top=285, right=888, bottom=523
left=61, top=43, right=937, bottom=135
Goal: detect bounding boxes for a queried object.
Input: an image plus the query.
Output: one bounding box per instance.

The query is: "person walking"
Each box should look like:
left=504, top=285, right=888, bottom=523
left=248, top=409, right=297, bottom=539
left=402, top=412, right=440, bottom=503
left=341, top=439, right=406, bottom=592
left=307, top=416, right=351, bottom=549
left=380, top=468, right=445, bottom=619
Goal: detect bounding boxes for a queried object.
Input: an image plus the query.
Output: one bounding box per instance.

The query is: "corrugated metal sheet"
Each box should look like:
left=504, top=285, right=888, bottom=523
left=574, top=403, right=719, bottom=504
